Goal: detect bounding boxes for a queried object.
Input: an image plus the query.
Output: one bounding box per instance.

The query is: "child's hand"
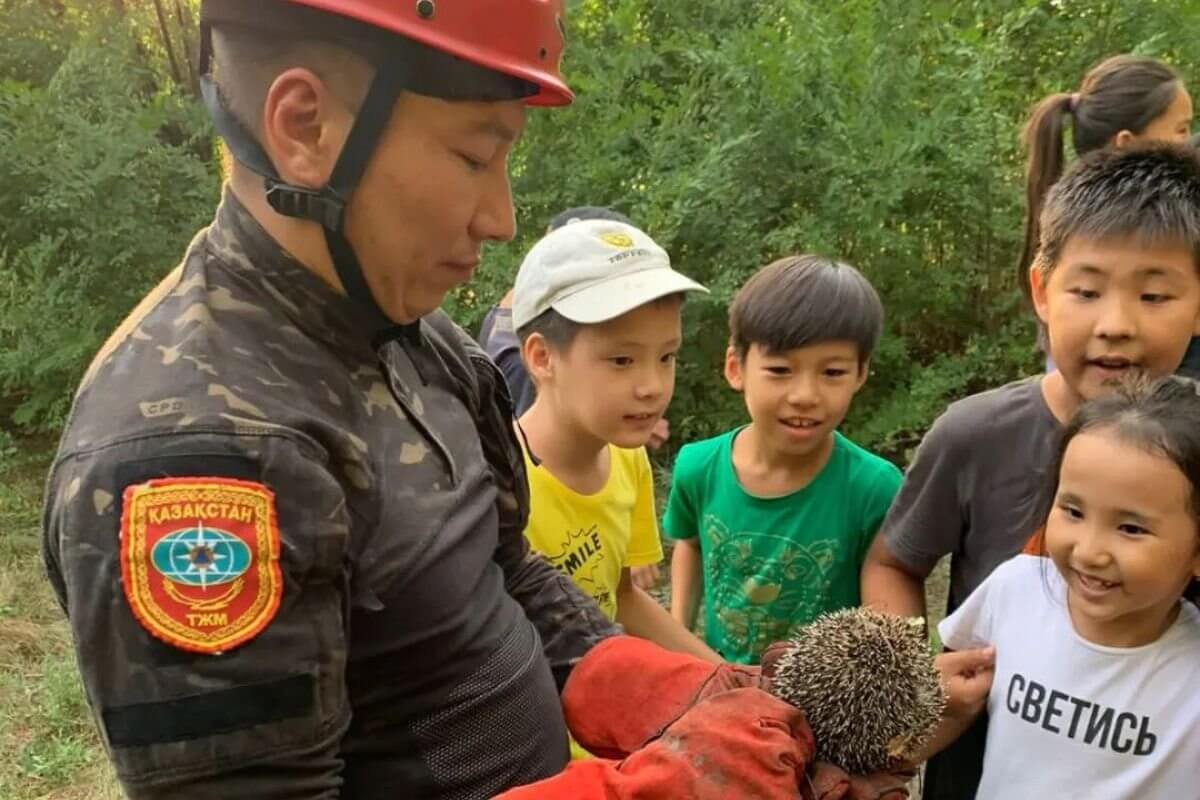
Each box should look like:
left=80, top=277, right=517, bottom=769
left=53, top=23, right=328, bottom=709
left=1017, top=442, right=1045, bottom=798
left=934, top=647, right=995, bottom=717
left=631, top=563, right=662, bottom=590
left=647, top=417, right=670, bottom=450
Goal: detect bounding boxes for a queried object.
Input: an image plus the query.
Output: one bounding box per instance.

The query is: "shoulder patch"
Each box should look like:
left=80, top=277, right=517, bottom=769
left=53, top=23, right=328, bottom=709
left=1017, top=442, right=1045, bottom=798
left=120, top=477, right=282, bottom=655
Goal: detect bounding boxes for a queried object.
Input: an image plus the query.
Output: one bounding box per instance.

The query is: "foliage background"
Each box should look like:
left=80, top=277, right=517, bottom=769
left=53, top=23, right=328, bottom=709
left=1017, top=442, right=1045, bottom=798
left=3, top=0, right=1200, bottom=465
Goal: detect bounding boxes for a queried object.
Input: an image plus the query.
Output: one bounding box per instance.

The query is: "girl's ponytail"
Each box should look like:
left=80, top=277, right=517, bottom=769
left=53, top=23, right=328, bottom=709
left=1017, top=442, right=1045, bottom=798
left=1017, top=92, right=1074, bottom=305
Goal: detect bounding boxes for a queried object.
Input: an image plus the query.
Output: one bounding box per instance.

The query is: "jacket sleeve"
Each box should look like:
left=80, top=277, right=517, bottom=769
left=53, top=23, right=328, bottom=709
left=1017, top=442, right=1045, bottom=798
left=497, top=527, right=622, bottom=691
left=42, top=429, right=352, bottom=799
left=428, top=311, right=619, bottom=690
left=463, top=337, right=619, bottom=690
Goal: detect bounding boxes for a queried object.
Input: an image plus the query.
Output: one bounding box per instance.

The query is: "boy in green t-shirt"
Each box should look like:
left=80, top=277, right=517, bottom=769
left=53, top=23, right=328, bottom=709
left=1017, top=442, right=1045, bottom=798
left=665, top=255, right=901, bottom=664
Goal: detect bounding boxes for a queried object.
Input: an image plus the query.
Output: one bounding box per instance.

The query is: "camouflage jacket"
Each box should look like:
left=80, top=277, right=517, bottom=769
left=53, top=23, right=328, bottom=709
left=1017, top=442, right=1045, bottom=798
left=42, top=190, right=618, bottom=799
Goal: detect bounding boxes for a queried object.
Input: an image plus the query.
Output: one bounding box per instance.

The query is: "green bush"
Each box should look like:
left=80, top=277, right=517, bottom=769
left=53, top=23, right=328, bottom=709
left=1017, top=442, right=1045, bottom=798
left=0, top=27, right=217, bottom=428
left=4, top=1, right=1200, bottom=457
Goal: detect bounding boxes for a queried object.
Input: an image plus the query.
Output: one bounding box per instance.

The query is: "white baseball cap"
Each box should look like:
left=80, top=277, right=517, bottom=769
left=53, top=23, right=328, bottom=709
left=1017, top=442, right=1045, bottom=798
left=511, top=219, right=708, bottom=330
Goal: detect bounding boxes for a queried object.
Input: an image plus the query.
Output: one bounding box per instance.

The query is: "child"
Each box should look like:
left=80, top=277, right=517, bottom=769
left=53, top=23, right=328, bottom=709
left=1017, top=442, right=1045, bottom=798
left=481, top=206, right=669, bottom=591
left=665, top=255, right=902, bottom=665
left=1017, top=55, right=1193, bottom=368
left=512, top=219, right=720, bottom=663
left=861, top=142, right=1200, bottom=799
left=928, top=376, right=1200, bottom=797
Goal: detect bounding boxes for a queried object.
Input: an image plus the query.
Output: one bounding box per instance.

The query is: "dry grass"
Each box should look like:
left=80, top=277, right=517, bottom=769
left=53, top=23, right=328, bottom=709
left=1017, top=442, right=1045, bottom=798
left=0, top=443, right=120, bottom=799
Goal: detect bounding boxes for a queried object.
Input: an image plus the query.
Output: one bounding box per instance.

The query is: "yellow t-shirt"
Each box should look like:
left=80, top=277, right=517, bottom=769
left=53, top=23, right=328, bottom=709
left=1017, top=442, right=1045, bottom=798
left=523, top=445, right=664, bottom=621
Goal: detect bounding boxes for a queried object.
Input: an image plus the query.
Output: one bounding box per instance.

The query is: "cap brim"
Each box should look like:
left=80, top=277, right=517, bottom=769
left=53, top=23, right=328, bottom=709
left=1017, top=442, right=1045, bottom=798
left=552, top=270, right=709, bottom=324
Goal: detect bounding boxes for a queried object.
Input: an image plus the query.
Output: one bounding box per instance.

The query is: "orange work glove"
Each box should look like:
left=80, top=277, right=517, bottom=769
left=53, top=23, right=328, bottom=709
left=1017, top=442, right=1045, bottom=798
left=495, top=687, right=815, bottom=800
left=561, top=635, right=762, bottom=758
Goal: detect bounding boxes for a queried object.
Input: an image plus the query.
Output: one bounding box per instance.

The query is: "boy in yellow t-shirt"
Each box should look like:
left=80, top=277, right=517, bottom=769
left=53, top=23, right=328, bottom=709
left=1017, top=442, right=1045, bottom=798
left=523, top=447, right=660, bottom=619
left=512, top=219, right=720, bottom=664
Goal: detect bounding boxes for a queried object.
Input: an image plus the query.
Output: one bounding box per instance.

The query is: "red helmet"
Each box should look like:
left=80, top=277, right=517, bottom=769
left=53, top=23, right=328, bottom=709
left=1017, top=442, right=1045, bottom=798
left=287, top=0, right=572, bottom=106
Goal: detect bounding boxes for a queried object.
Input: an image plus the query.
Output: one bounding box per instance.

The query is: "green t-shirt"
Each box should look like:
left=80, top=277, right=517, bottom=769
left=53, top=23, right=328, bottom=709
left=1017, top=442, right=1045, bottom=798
left=663, top=428, right=902, bottom=664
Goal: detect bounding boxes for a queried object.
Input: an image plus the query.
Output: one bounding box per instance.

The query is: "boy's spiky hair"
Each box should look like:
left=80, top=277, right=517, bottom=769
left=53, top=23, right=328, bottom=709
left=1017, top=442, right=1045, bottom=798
left=729, top=255, right=883, bottom=364
left=1034, top=143, right=1200, bottom=278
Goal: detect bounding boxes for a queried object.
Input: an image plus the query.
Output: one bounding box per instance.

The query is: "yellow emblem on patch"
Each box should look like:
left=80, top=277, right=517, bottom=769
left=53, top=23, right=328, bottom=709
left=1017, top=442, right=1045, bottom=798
left=599, top=231, right=634, bottom=248
left=120, top=477, right=282, bottom=655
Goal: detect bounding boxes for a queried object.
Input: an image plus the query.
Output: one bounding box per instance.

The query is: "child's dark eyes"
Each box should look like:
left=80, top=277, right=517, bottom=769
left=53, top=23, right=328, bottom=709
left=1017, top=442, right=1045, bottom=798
left=1068, top=287, right=1099, bottom=300
left=660, top=353, right=677, bottom=364
left=1117, top=523, right=1150, bottom=536
left=764, top=366, right=791, bottom=377
left=824, top=368, right=850, bottom=378
left=608, top=356, right=634, bottom=367
left=1141, top=293, right=1170, bottom=304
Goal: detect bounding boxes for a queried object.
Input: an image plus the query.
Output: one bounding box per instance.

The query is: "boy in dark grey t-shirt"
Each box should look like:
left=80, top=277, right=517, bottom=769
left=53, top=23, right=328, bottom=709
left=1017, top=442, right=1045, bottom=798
left=863, top=144, right=1200, bottom=799
left=880, top=376, right=1058, bottom=614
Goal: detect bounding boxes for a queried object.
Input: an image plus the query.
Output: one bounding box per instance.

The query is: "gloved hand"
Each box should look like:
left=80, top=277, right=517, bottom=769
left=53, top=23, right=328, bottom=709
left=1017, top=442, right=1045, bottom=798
left=564, top=636, right=911, bottom=799
left=495, top=687, right=815, bottom=800
left=561, top=635, right=763, bottom=758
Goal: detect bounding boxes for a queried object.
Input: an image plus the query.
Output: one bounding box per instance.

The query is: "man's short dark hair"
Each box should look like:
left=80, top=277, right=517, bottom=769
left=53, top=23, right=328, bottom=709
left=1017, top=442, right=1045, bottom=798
left=546, top=206, right=633, bottom=233
left=729, top=255, right=883, bottom=364
left=1035, top=142, right=1200, bottom=278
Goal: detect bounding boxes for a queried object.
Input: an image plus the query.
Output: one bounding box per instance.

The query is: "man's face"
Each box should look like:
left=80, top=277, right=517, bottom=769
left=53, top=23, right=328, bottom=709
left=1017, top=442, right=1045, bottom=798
left=1034, top=234, right=1200, bottom=407
left=344, top=94, right=527, bottom=323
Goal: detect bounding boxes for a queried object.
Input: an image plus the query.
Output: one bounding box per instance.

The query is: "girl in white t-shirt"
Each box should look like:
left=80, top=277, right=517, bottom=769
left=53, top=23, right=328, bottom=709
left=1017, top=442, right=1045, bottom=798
left=925, top=375, right=1200, bottom=798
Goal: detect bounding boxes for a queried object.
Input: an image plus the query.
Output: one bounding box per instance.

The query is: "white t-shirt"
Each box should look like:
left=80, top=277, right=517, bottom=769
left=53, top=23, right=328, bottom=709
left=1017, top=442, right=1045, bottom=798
left=938, top=554, right=1200, bottom=799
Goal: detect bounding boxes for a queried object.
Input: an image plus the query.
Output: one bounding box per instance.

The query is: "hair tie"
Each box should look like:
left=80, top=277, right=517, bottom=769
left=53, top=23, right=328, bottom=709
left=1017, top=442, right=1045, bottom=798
left=1068, top=92, right=1081, bottom=113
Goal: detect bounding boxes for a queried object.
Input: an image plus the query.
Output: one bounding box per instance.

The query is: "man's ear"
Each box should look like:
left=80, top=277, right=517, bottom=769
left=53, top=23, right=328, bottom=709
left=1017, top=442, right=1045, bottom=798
left=724, top=345, right=745, bottom=392
left=261, top=68, right=351, bottom=189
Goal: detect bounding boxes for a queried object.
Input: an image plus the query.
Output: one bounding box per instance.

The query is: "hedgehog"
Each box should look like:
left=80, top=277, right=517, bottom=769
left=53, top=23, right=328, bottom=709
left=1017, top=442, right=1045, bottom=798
left=769, top=608, right=947, bottom=775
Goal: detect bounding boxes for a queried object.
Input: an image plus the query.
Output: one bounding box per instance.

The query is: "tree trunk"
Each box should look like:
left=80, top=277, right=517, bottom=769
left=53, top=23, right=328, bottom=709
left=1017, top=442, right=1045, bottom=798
left=152, top=0, right=185, bottom=90
left=173, top=0, right=200, bottom=97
